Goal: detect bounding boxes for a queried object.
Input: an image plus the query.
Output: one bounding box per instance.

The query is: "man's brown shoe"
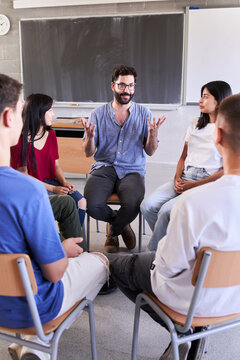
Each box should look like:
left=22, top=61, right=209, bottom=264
left=104, top=223, right=119, bottom=253
left=121, top=224, right=136, bottom=250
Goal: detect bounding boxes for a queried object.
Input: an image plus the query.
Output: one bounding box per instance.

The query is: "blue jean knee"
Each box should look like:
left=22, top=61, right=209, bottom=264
left=44, top=179, right=84, bottom=206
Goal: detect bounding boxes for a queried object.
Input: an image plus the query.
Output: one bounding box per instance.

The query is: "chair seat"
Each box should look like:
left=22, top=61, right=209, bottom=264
left=146, top=292, right=240, bottom=327
left=0, top=299, right=83, bottom=335
left=107, top=193, right=121, bottom=203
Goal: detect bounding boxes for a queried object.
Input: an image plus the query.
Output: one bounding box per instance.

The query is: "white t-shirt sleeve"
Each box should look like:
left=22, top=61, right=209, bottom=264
left=184, top=118, right=198, bottom=143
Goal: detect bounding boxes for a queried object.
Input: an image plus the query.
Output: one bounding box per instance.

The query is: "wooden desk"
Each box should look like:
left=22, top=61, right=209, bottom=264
left=52, top=118, right=94, bottom=174
left=52, top=118, right=85, bottom=138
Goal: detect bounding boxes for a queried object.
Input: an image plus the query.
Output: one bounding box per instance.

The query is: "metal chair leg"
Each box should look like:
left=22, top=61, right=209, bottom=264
left=87, top=206, right=142, bottom=252
left=131, top=295, right=142, bottom=360
left=143, top=218, right=146, bottom=235
left=81, top=221, right=86, bottom=241
left=86, top=214, right=90, bottom=252
left=138, top=212, right=142, bottom=252
left=96, top=220, right=100, bottom=233
left=87, top=300, right=98, bottom=360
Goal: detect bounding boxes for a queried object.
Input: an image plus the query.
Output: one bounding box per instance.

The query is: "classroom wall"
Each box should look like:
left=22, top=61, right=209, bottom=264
left=53, top=104, right=200, bottom=167
left=0, top=0, right=239, bottom=166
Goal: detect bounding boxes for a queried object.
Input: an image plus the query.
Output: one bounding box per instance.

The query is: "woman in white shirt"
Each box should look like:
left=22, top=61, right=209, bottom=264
left=141, top=80, right=232, bottom=251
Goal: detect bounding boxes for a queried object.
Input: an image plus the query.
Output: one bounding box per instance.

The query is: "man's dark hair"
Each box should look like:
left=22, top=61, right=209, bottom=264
left=0, top=74, right=23, bottom=116
left=112, top=65, right=137, bottom=83
left=218, top=93, right=240, bottom=153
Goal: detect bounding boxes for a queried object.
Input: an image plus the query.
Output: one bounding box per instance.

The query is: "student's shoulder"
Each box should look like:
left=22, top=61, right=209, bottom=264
left=49, top=128, right=57, bottom=138
left=187, top=117, right=199, bottom=129
left=185, top=118, right=199, bottom=139
left=7, top=167, right=46, bottom=195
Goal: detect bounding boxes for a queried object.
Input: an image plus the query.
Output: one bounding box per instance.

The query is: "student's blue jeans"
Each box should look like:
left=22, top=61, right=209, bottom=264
left=140, top=166, right=211, bottom=251
left=44, top=179, right=85, bottom=226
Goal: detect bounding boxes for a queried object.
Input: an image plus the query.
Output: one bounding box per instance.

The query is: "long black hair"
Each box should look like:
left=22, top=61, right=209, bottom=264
left=21, top=93, right=53, bottom=170
left=197, top=81, right=232, bottom=129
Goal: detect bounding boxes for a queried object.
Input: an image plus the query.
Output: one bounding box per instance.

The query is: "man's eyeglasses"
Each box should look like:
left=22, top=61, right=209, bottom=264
left=114, top=82, right=135, bottom=91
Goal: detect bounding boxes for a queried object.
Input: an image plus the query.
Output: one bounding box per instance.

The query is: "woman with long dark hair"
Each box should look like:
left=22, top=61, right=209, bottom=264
left=141, top=80, right=232, bottom=251
left=11, top=93, right=86, bottom=227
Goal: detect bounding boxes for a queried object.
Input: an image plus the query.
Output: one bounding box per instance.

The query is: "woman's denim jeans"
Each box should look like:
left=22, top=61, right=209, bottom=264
left=140, top=166, right=210, bottom=251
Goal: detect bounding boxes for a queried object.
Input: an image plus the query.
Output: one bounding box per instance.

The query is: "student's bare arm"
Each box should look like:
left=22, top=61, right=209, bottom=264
left=40, top=256, right=68, bottom=283
left=174, top=142, right=188, bottom=193
left=174, top=141, right=223, bottom=193
left=40, top=238, right=84, bottom=283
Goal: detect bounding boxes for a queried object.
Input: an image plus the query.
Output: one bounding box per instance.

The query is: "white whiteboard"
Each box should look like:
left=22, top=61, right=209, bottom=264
left=186, top=8, right=240, bottom=103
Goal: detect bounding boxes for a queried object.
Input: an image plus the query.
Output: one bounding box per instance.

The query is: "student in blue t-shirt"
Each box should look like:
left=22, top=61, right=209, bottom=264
left=0, top=73, right=108, bottom=360
left=82, top=64, right=166, bottom=253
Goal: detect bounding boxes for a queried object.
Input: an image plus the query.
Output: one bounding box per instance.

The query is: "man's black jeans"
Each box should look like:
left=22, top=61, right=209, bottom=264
left=84, top=166, right=145, bottom=236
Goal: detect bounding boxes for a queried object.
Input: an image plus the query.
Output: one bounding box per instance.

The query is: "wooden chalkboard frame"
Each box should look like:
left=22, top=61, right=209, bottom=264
left=20, top=13, right=184, bottom=107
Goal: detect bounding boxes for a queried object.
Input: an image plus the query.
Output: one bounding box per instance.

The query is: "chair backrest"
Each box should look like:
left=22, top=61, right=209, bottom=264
left=58, top=137, right=94, bottom=174
left=0, top=253, right=37, bottom=296
left=177, top=247, right=240, bottom=332
left=192, top=247, right=240, bottom=288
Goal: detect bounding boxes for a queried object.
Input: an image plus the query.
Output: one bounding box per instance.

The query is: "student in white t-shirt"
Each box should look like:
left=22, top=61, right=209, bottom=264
left=108, top=93, right=240, bottom=360
left=141, top=81, right=232, bottom=251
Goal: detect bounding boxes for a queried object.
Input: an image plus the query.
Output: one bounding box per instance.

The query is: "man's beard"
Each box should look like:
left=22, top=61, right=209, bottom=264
left=114, top=91, right=134, bottom=105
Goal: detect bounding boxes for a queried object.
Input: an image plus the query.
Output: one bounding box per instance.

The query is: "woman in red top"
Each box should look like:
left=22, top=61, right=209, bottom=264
left=11, top=93, right=86, bottom=227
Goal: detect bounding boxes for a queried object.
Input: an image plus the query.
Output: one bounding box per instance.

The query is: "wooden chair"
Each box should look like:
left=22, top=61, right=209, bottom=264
left=86, top=193, right=143, bottom=252
left=131, top=247, right=240, bottom=360
left=0, top=253, right=98, bottom=360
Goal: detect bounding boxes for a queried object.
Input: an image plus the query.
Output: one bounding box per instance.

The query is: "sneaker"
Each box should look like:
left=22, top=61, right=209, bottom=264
left=8, top=342, right=50, bottom=360
left=21, top=353, right=43, bottom=360
left=194, top=338, right=207, bottom=360
left=190, top=335, right=208, bottom=360
left=104, top=223, right=119, bottom=253
left=160, top=341, right=191, bottom=360
left=8, top=343, right=21, bottom=360
left=121, top=224, right=136, bottom=250
left=98, top=277, right=117, bottom=295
